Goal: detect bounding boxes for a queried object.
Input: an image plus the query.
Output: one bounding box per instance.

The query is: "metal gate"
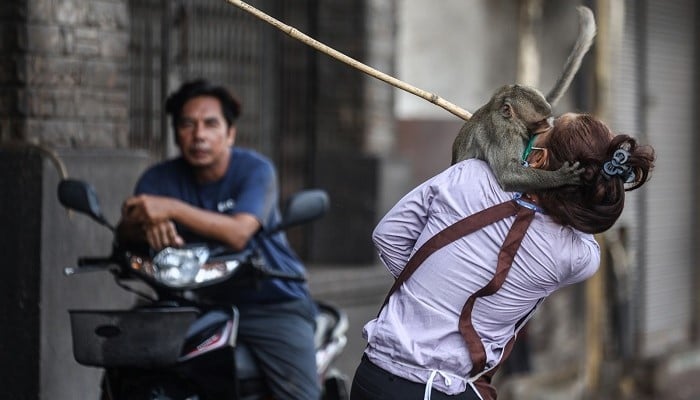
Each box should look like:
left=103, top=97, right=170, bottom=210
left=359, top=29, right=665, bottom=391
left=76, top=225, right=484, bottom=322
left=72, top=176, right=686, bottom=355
left=128, top=0, right=317, bottom=194
left=610, top=0, right=698, bottom=358
left=128, top=0, right=319, bottom=255
left=639, top=0, right=696, bottom=356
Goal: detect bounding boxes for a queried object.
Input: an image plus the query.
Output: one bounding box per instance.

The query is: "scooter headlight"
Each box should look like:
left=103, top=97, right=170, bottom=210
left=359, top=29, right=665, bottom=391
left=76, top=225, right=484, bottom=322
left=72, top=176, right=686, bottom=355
left=129, top=246, right=240, bottom=288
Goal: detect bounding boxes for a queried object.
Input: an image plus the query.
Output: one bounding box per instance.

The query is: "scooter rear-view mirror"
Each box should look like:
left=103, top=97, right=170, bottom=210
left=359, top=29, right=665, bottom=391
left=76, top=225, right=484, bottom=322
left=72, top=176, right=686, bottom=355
left=272, top=189, right=330, bottom=233
left=58, top=179, right=114, bottom=231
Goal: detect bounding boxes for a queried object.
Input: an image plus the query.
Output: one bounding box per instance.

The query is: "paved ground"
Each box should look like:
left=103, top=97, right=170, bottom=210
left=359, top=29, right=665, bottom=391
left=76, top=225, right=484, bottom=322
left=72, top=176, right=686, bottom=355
left=307, top=263, right=700, bottom=400
left=307, top=262, right=392, bottom=385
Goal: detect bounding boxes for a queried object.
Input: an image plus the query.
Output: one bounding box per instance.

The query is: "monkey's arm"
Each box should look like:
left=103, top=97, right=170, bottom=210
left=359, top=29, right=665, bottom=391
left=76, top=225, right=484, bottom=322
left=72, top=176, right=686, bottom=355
left=486, top=133, right=582, bottom=192
left=497, top=159, right=583, bottom=192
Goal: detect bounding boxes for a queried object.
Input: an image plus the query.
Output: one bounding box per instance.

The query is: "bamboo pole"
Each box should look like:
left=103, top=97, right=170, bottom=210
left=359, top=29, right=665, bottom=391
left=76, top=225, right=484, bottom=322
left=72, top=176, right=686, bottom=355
left=224, top=0, right=472, bottom=121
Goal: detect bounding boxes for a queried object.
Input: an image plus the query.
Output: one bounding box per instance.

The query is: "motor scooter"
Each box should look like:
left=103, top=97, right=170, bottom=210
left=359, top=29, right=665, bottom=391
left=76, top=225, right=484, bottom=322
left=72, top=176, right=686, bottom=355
left=57, top=178, right=349, bottom=400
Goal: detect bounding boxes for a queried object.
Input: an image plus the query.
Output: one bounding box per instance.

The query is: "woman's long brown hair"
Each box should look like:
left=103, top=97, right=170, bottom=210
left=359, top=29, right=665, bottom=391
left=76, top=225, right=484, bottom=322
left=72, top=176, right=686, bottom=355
left=537, top=114, right=655, bottom=233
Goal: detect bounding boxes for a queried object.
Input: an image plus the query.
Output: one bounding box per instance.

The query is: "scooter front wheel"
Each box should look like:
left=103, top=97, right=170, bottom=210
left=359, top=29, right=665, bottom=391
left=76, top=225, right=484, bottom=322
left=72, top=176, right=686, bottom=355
left=100, top=371, right=202, bottom=400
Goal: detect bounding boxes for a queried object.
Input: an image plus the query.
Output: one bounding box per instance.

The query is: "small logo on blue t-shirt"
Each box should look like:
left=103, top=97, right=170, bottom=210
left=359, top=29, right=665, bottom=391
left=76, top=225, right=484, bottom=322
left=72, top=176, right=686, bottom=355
left=217, top=198, right=236, bottom=213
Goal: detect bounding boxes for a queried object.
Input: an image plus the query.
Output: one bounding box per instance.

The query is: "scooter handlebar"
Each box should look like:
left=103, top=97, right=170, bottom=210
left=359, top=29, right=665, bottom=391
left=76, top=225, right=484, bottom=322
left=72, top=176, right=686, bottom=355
left=64, top=257, right=117, bottom=276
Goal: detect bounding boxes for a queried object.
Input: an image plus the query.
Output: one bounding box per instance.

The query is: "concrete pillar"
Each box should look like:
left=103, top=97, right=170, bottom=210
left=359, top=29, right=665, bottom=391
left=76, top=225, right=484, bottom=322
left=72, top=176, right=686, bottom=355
left=0, top=148, right=150, bottom=399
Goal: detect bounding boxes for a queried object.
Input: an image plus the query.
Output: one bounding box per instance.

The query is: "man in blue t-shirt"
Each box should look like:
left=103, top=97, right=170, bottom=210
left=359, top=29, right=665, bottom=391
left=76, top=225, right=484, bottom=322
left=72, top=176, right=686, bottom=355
left=117, top=79, right=320, bottom=399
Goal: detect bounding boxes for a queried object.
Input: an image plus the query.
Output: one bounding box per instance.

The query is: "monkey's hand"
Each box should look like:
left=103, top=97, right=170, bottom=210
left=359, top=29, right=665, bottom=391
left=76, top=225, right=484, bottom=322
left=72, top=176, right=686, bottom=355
left=553, top=161, right=584, bottom=185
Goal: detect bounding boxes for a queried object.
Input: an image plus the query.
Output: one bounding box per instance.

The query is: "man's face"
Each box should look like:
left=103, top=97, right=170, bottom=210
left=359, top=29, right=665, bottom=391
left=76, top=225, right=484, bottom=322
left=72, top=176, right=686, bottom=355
left=176, top=95, right=235, bottom=178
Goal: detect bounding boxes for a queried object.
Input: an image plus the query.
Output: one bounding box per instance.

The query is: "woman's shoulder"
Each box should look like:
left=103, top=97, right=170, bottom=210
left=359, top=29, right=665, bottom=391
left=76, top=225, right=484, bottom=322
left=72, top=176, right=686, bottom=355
left=451, top=158, right=493, bottom=174
left=446, top=159, right=508, bottom=197
left=421, top=159, right=511, bottom=214
left=440, top=159, right=498, bottom=186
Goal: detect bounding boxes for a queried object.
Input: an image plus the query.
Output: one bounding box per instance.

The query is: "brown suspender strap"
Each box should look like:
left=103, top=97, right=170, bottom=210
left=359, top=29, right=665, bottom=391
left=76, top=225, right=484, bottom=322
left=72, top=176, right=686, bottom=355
left=459, top=206, right=535, bottom=376
left=378, top=200, right=522, bottom=315
left=376, top=199, right=536, bottom=381
left=473, top=301, right=542, bottom=400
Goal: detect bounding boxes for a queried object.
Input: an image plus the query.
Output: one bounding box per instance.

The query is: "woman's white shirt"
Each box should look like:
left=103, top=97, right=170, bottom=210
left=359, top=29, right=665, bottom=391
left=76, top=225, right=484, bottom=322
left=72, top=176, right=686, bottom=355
left=363, top=159, right=600, bottom=395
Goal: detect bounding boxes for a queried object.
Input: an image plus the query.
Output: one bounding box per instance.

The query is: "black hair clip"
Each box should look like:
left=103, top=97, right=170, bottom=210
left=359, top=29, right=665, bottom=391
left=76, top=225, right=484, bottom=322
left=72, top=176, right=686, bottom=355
left=602, top=149, right=635, bottom=183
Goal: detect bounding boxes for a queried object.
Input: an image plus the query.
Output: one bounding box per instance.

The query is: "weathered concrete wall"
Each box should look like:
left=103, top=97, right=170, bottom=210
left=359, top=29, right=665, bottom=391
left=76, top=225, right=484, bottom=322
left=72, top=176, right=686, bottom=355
left=0, top=148, right=149, bottom=399
left=395, top=0, right=581, bottom=120
left=40, top=149, right=151, bottom=399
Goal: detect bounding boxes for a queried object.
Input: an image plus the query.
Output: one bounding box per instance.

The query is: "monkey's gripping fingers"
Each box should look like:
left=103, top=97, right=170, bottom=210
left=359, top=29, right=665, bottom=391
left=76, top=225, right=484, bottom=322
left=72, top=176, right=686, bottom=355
left=556, top=161, right=584, bottom=185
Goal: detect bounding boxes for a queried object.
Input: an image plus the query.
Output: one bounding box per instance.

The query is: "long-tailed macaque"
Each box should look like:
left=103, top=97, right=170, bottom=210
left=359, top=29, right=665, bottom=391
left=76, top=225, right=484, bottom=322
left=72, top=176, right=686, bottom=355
left=450, top=6, right=596, bottom=192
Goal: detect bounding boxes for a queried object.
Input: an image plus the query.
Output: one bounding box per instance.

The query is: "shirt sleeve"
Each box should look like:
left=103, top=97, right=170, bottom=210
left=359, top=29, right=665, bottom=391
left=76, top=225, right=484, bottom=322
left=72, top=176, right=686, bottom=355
left=561, top=232, right=601, bottom=286
left=133, top=168, right=163, bottom=195
left=372, top=182, right=435, bottom=278
left=133, top=160, right=182, bottom=196
left=232, top=160, right=277, bottom=228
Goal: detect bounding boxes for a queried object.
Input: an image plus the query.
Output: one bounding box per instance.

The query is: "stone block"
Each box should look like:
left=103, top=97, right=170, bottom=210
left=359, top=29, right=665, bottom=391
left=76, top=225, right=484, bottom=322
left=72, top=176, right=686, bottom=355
left=55, top=0, right=87, bottom=25
left=25, top=119, right=83, bottom=147
left=99, top=31, right=129, bottom=59
left=25, top=88, right=58, bottom=117
left=80, top=59, right=129, bottom=89
left=26, top=0, right=54, bottom=23
left=86, top=0, right=129, bottom=30
left=26, top=55, right=81, bottom=85
left=26, top=24, right=62, bottom=54
left=52, top=89, right=80, bottom=117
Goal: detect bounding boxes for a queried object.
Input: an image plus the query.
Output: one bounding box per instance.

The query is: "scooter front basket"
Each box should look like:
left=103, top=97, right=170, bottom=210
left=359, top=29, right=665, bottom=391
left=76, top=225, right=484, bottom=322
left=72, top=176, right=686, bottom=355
left=69, top=308, right=199, bottom=368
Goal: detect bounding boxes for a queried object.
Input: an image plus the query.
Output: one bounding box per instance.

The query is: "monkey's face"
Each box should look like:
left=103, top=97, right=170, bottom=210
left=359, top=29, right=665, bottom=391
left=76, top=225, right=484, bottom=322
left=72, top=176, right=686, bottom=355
left=490, top=85, right=552, bottom=140
left=510, top=86, right=553, bottom=136
left=529, top=117, right=553, bottom=135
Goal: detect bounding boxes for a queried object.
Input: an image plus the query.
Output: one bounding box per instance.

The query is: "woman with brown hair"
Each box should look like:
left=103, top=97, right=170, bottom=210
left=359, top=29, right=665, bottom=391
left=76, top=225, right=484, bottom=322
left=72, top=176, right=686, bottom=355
left=350, top=113, right=655, bottom=400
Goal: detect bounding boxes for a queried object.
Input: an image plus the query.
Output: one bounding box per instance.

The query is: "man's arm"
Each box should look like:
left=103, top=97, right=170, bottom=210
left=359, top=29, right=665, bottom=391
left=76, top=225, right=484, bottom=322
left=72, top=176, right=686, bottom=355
left=116, top=218, right=185, bottom=251
left=118, top=194, right=260, bottom=251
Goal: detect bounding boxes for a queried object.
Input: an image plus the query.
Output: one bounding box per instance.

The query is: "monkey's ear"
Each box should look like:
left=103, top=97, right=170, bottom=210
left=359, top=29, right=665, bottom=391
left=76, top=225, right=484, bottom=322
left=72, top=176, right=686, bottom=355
left=500, top=102, right=513, bottom=119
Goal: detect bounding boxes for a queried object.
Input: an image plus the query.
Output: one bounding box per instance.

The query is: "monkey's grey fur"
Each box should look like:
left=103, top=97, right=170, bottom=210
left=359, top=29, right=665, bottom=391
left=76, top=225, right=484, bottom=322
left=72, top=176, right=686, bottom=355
left=451, top=6, right=596, bottom=193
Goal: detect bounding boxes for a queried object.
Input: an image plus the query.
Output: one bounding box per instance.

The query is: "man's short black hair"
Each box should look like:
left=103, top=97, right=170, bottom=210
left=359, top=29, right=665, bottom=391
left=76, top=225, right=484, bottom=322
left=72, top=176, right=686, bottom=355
left=164, top=79, right=242, bottom=134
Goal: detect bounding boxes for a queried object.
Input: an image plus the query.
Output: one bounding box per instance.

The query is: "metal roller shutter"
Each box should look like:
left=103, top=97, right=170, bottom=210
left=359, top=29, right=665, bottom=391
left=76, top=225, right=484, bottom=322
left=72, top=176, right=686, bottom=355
left=640, top=0, right=695, bottom=356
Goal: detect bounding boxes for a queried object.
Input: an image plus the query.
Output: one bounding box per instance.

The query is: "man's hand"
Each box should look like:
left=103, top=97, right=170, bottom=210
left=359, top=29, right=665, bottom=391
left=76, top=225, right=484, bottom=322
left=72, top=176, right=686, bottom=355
left=122, top=194, right=177, bottom=224
left=119, top=194, right=185, bottom=250
left=144, top=220, right=185, bottom=250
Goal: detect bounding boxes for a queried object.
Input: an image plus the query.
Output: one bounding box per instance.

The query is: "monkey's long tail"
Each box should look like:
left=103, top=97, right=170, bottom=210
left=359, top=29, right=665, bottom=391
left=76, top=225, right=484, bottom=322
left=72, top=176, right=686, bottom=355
left=545, top=6, right=597, bottom=106
left=224, top=0, right=473, bottom=120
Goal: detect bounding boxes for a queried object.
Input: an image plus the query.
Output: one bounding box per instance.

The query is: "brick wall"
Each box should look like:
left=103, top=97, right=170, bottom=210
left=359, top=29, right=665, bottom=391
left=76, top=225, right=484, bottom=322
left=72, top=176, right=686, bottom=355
left=0, top=0, right=130, bottom=148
